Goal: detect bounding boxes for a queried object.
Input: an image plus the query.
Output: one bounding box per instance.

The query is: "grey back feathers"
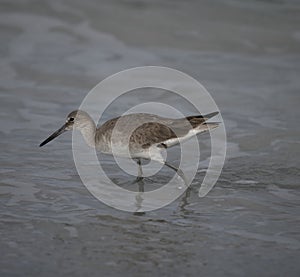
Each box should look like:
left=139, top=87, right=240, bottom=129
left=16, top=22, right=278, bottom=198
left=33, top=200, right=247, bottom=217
left=95, top=112, right=219, bottom=151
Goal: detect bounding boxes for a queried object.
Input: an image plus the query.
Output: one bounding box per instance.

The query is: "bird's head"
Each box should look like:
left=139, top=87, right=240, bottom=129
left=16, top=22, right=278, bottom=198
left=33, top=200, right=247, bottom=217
left=39, top=110, right=93, bottom=147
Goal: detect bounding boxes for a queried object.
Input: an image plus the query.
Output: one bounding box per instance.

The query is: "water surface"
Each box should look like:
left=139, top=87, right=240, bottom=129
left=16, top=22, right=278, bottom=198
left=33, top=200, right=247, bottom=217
left=0, top=0, right=300, bottom=276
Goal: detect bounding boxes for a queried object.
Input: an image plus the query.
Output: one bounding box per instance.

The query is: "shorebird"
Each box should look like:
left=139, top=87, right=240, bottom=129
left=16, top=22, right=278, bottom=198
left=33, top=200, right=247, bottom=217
left=40, top=110, right=219, bottom=183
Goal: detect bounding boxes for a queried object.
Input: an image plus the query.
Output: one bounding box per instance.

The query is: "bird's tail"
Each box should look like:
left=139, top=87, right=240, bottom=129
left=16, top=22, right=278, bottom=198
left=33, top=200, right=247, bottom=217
left=187, top=111, right=219, bottom=121
left=194, top=122, right=219, bottom=134
left=186, top=111, right=219, bottom=128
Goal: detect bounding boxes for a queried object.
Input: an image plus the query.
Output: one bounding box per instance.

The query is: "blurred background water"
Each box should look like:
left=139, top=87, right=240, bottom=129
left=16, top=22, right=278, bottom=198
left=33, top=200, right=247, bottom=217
left=0, top=0, right=300, bottom=276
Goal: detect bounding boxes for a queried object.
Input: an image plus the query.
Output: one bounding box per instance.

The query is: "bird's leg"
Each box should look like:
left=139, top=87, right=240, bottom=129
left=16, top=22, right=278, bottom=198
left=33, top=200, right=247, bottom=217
left=138, top=181, right=144, bottom=192
left=164, top=162, right=188, bottom=186
left=132, top=158, right=155, bottom=184
left=179, top=186, right=192, bottom=212
left=136, top=158, right=143, bottom=181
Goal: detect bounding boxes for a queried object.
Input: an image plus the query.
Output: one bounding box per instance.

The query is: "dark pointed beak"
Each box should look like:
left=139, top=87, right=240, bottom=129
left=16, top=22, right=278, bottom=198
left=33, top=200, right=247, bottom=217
left=39, top=124, right=67, bottom=147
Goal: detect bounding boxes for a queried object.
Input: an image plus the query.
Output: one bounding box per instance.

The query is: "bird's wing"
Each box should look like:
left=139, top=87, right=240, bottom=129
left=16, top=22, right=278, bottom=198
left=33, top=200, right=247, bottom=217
left=97, top=112, right=219, bottom=150
left=130, top=122, right=178, bottom=149
left=130, top=112, right=219, bottom=149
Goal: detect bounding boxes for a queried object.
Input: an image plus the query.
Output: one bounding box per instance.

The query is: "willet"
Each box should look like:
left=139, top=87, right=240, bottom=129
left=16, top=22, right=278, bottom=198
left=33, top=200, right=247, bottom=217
left=40, top=110, right=219, bottom=183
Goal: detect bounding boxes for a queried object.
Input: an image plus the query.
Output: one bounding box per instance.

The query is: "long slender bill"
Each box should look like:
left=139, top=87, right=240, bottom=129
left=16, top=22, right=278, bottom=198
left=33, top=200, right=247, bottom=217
left=39, top=124, right=67, bottom=147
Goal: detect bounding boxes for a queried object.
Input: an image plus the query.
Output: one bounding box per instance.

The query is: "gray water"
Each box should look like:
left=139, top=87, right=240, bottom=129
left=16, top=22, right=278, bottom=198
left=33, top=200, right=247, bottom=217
left=1, top=0, right=300, bottom=276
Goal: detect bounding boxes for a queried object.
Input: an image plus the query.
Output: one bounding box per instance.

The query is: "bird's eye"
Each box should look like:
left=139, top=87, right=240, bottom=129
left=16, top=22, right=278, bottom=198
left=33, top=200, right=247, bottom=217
left=69, top=117, right=74, bottom=122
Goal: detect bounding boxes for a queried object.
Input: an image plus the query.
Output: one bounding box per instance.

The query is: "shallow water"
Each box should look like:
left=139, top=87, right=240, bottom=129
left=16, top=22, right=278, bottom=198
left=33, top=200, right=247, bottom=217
left=1, top=0, right=300, bottom=276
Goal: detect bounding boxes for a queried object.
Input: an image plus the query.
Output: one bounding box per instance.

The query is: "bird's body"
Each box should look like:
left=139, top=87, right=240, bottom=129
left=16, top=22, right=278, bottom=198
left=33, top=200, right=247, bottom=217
left=96, top=112, right=218, bottom=160
left=40, top=110, right=219, bottom=183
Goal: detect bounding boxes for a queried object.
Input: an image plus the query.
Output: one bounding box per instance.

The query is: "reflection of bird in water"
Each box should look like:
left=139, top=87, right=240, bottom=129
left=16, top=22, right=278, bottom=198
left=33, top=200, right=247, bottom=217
left=40, top=110, right=219, bottom=184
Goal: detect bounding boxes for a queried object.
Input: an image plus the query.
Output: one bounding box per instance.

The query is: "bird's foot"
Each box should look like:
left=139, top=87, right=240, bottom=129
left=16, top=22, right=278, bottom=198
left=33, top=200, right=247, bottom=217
left=135, top=176, right=144, bottom=182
